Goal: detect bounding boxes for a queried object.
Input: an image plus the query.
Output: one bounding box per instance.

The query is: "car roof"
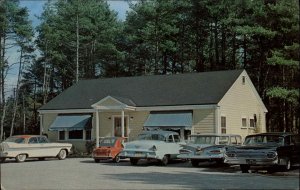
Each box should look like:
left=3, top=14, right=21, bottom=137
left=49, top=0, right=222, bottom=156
left=190, top=133, right=241, bottom=137
left=10, top=135, right=43, bottom=139
left=139, top=130, right=179, bottom=136
left=246, top=132, right=297, bottom=137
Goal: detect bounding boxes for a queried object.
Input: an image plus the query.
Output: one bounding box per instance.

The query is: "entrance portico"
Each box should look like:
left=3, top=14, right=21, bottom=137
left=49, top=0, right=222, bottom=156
left=91, top=96, right=136, bottom=147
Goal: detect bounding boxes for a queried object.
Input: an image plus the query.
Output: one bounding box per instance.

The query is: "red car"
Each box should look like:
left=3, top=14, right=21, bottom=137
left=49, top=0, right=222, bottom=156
left=92, top=137, right=125, bottom=163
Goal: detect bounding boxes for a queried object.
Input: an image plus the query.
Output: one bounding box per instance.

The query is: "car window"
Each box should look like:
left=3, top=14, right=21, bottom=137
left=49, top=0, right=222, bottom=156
left=138, top=133, right=165, bottom=141
left=38, top=136, right=49, bottom=143
left=174, top=135, right=180, bottom=143
left=167, top=135, right=174, bottom=143
left=244, top=135, right=283, bottom=145
left=193, top=136, right=216, bottom=144
left=99, top=138, right=117, bottom=146
left=4, top=137, right=25, bottom=143
left=219, top=136, right=229, bottom=145
left=28, top=137, right=38, bottom=144
left=291, top=135, right=300, bottom=145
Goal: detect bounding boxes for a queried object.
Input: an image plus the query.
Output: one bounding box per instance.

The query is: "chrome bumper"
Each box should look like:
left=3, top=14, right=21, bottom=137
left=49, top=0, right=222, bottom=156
left=178, top=153, right=223, bottom=160
left=224, top=157, right=279, bottom=166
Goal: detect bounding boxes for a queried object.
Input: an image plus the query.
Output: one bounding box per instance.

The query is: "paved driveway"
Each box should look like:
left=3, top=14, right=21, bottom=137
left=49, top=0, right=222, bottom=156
left=1, top=158, right=299, bottom=190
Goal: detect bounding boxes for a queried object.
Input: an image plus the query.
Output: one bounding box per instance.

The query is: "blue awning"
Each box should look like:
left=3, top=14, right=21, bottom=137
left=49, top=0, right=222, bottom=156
left=49, top=115, right=92, bottom=131
left=143, top=111, right=192, bottom=129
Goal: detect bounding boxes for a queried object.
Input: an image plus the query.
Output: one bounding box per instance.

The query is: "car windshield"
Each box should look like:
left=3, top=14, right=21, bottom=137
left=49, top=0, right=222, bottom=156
left=99, top=138, right=117, bottom=147
left=138, top=133, right=166, bottom=141
left=244, top=135, right=284, bottom=146
left=4, top=137, right=25, bottom=143
left=189, top=136, right=217, bottom=144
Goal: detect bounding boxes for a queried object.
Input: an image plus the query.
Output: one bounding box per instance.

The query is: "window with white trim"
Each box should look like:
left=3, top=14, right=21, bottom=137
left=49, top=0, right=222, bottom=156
left=221, top=116, right=226, bottom=134
left=59, top=131, right=65, bottom=140
left=250, top=118, right=255, bottom=128
left=113, top=116, right=129, bottom=137
left=242, top=118, right=247, bottom=128
left=85, top=129, right=92, bottom=140
left=69, top=130, right=83, bottom=139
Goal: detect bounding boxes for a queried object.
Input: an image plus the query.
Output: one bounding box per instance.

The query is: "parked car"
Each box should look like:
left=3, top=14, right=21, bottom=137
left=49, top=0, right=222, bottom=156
left=120, top=130, right=183, bottom=166
left=178, top=134, right=242, bottom=166
left=224, top=132, right=300, bottom=173
left=0, top=135, right=72, bottom=163
left=92, top=137, right=125, bottom=163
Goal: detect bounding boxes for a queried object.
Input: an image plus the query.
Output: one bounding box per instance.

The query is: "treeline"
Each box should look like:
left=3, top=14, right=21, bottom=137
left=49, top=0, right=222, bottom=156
left=0, top=0, right=299, bottom=139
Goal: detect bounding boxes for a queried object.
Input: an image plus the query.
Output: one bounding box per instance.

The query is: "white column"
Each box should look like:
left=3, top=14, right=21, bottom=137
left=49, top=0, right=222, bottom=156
left=95, top=110, right=100, bottom=147
left=215, top=106, right=220, bottom=134
left=121, top=110, right=125, bottom=137
left=180, top=128, right=185, bottom=141
left=39, top=114, right=43, bottom=135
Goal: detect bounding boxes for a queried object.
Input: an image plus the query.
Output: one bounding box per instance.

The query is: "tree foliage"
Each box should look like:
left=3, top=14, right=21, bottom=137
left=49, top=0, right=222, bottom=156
left=1, top=0, right=299, bottom=138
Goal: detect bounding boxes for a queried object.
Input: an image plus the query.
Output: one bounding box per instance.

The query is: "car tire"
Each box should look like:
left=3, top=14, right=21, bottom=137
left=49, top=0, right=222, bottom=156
left=94, top=159, right=100, bottom=163
left=282, top=158, right=291, bottom=171
left=160, top=155, right=169, bottom=166
left=130, top=158, right=139, bottom=165
left=16, top=154, right=27, bottom=163
left=240, top=164, right=250, bottom=173
left=191, top=159, right=200, bottom=167
left=113, top=154, right=121, bottom=163
left=57, top=149, right=67, bottom=160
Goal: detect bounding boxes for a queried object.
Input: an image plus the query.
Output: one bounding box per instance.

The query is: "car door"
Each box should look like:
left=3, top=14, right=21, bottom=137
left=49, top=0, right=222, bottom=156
left=291, top=135, right=300, bottom=164
left=27, top=137, right=41, bottom=157
left=166, top=134, right=181, bottom=157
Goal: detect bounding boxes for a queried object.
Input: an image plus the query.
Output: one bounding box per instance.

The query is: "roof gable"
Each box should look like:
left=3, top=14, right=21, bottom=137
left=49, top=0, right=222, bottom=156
left=40, top=70, right=244, bottom=110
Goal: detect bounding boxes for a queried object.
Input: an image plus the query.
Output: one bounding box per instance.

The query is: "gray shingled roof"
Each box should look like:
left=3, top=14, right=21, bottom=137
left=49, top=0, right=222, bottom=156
left=39, top=69, right=244, bottom=110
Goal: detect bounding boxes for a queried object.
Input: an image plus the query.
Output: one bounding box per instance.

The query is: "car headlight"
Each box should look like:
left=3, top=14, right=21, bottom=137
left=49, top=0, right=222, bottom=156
left=209, top=150, right=221, bottom=154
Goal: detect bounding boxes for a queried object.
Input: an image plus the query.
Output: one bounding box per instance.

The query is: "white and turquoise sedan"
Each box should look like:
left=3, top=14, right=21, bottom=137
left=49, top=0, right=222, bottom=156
left=178, top=134, right=242, bottom=166
left=120, top=130, right=183, bottom=166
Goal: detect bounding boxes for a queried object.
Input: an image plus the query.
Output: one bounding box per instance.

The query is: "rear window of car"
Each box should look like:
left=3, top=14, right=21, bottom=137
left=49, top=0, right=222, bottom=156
left=244, top=135, right=284, bottom=145
left=99, top=138, right=117, bottom=146
left=138, top=133, right=165, bottom=141
left=4, top=137, right=25, bottom=143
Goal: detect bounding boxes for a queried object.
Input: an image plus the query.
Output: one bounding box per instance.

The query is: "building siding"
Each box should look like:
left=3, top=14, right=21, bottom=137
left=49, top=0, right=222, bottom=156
left=192, top=109, right=215, bottom=134
left=218, top=71, right=266, bottom=139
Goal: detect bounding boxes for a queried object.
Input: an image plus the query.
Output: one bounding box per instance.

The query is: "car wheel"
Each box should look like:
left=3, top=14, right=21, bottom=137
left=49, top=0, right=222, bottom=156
left=191, top=159, right=200, bottom=167
left=94, top=159, right=100, bottom=163
left=113, top=154, right=120, bottom=163
left=240, top=164, right=250, bottom=173
left=0, top=158, right=6, bottom=163
left=282, top=158, right=291, bottom=171
left=57, top=149, right=67, bottom=160
left=160, top=155, right=169, bottom=166
left=130, top=158, right=139, bottom=165
left=16, top=154, right=27, bottom=163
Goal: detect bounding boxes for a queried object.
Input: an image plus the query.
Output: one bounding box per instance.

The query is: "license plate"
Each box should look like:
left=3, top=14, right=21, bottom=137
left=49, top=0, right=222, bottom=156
left=134, top=152, right=144, bottom=157
left=246, top=159, right=256, bottom=164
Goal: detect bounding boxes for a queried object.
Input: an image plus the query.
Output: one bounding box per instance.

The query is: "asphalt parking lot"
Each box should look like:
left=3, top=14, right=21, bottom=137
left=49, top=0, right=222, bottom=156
left=1, top=158, right=299, bottom=190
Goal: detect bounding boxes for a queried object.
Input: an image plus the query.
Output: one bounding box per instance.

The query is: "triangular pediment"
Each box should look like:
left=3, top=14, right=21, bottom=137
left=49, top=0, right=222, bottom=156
left=91, top=96, right=136, bottom=110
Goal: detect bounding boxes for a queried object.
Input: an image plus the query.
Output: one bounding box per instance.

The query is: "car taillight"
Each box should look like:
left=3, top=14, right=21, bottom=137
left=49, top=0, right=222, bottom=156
left=180, top=149, right=191, bottom=154
left=226, top=153, right=236, bottom=157
left=209, top=150, right=221, bottom=154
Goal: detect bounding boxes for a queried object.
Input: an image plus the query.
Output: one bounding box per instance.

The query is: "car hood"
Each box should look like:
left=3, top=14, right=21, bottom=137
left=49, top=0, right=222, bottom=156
left=124, top=140, right=165, bottom=150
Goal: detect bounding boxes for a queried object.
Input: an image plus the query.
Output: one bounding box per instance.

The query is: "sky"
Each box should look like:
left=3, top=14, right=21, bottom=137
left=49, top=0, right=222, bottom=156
left=6, top=0, right=131, bottom=96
